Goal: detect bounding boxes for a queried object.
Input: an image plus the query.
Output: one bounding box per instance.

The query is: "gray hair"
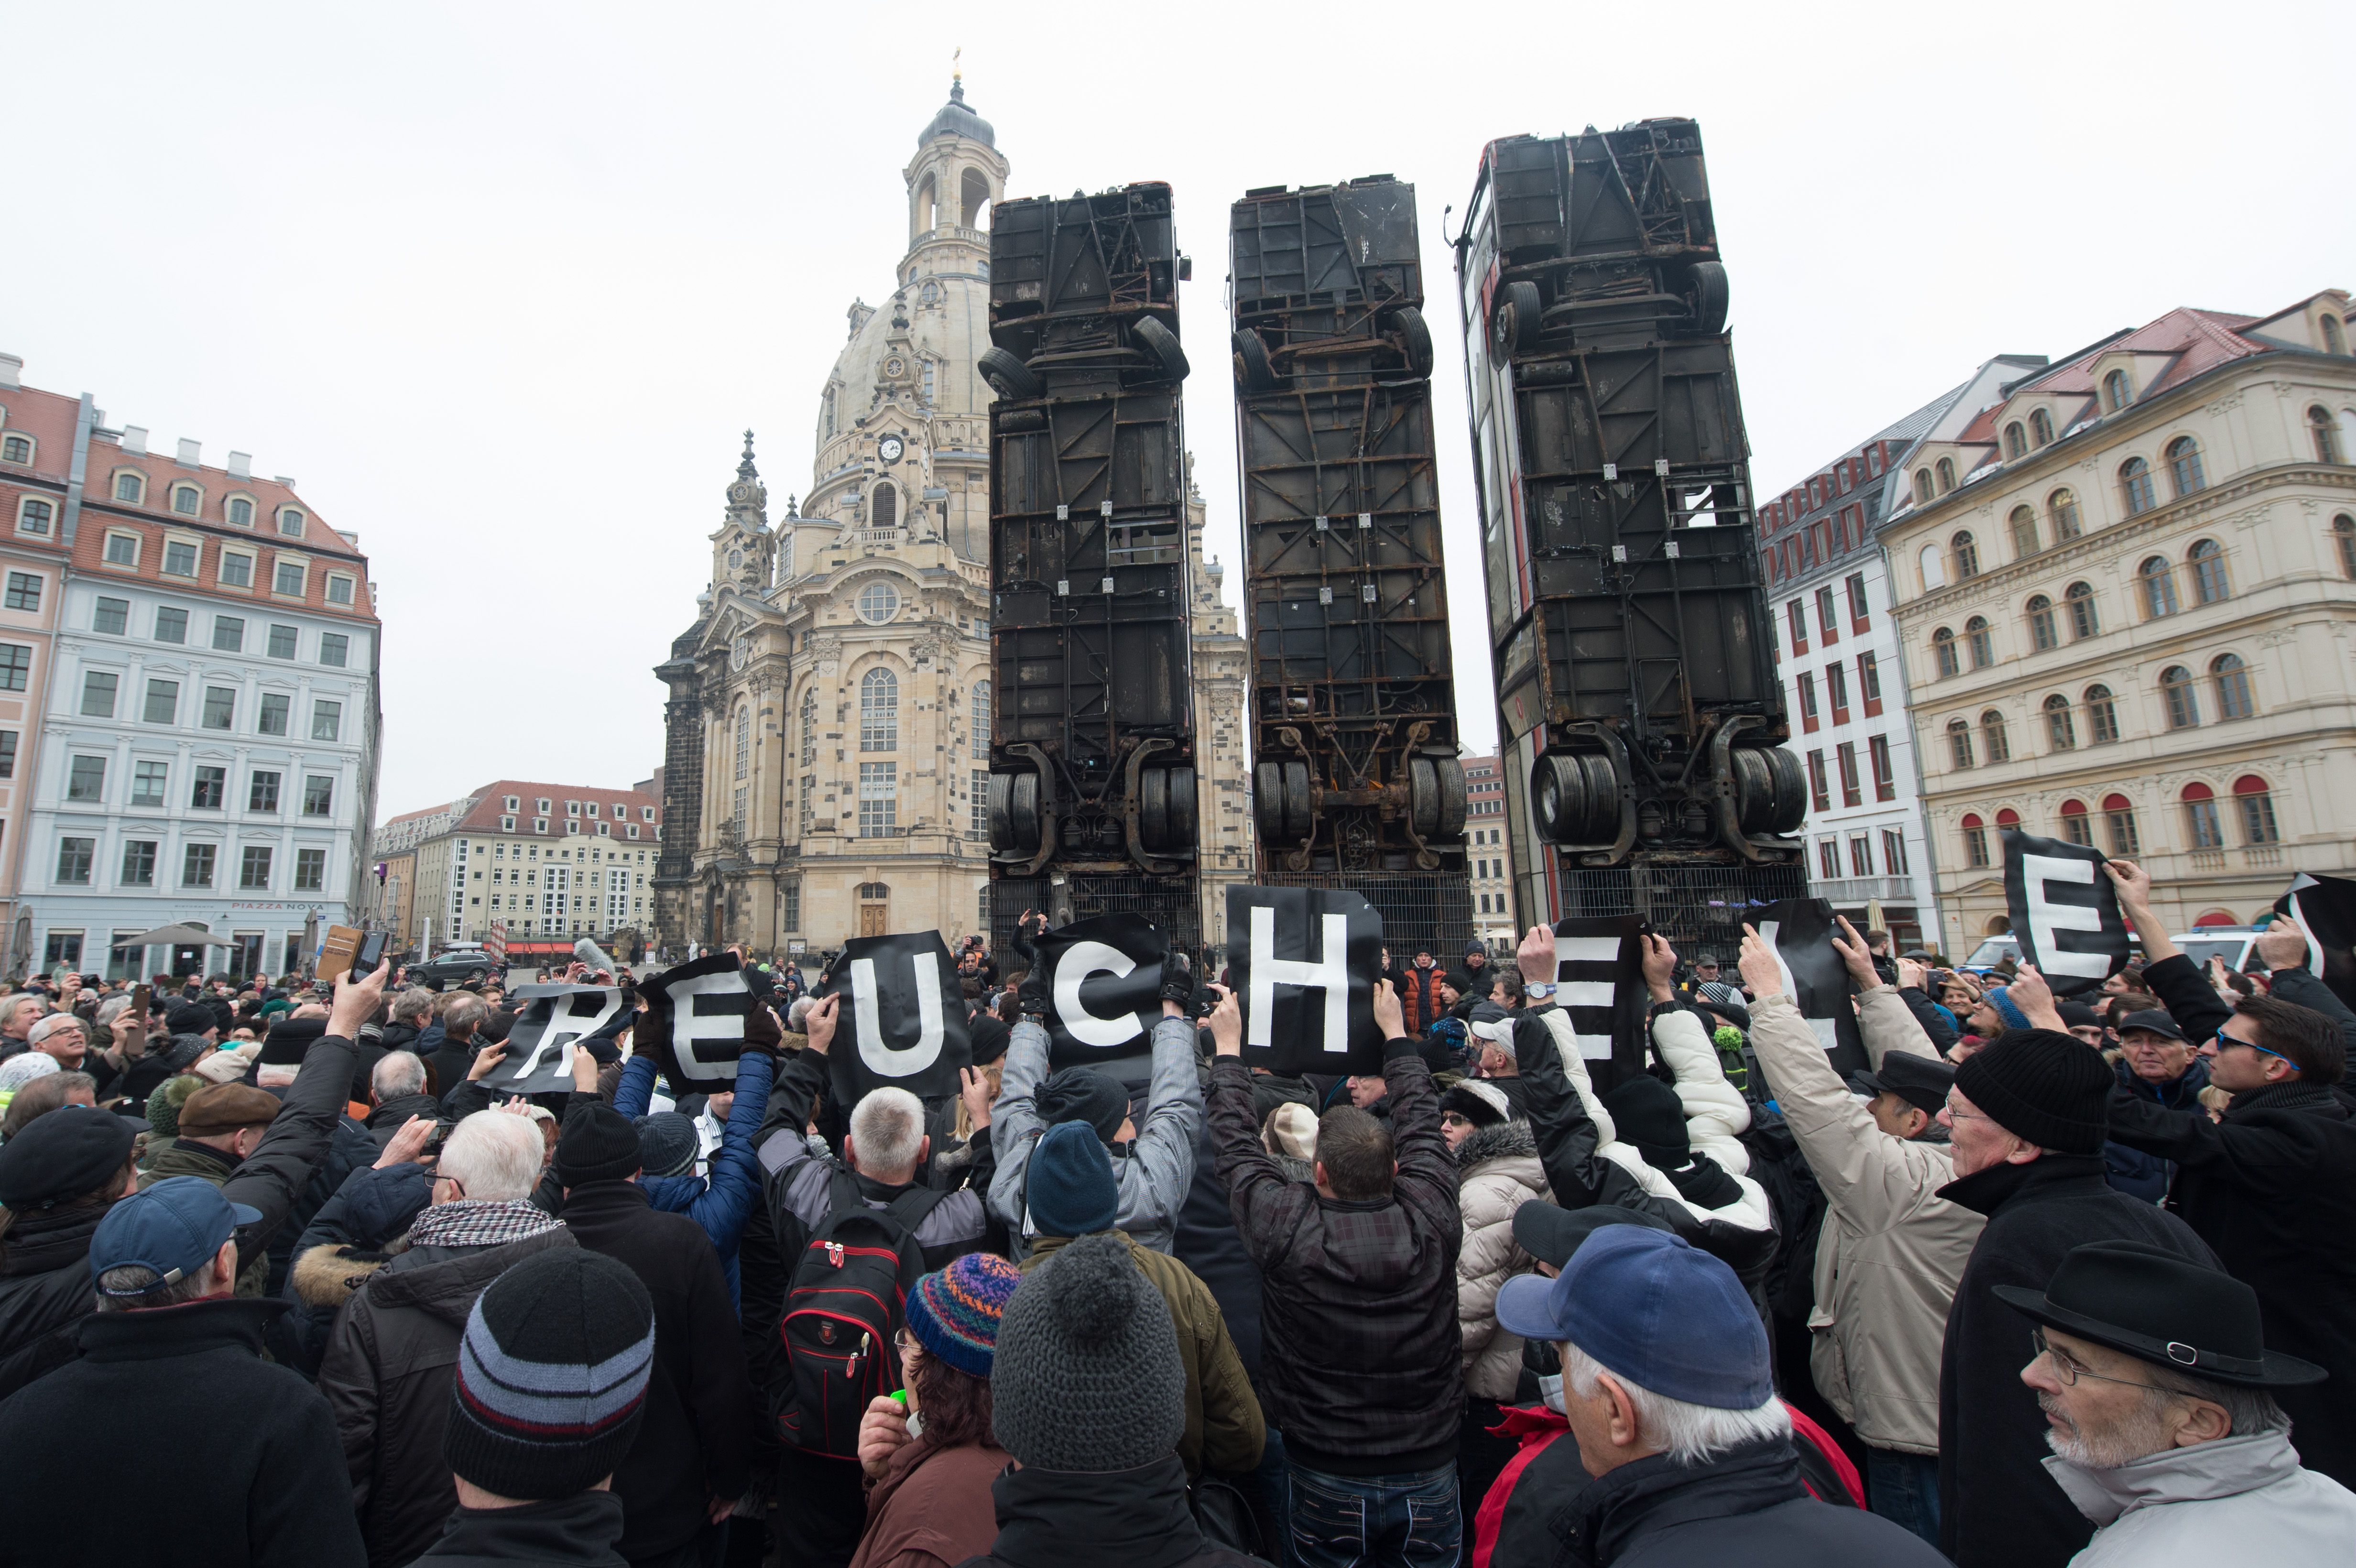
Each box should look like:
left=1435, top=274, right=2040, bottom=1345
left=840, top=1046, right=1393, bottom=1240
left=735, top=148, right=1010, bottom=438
left=442, top=992, right=488, bottom=1037
left=389, top=988, right=436, bottom=1024
left=1560, top=1340, right=1791, bottom=1468
left=371, top=1051, right=428, bottom=1100
left=847, top=1087, right=925, bottom=1178
left=788, top=996, right=816, bottom=1031
left=2143, top=1360, right=2291, bottom=1437
left=94, top=995, right=133, bottom=1028
left=438, top=1111, right=545, bottom=1201
left=28, top=1013, right=85, bottom=1049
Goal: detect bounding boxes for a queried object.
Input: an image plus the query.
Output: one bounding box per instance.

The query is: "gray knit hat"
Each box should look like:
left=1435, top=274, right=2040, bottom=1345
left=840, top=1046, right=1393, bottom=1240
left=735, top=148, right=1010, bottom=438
left=990, top=1231, right=1184, bottom=1471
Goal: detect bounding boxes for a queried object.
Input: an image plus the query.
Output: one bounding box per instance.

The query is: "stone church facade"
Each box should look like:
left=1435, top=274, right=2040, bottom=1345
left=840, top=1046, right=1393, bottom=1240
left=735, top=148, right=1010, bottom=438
left=653, top=83, right=1252, bottom=957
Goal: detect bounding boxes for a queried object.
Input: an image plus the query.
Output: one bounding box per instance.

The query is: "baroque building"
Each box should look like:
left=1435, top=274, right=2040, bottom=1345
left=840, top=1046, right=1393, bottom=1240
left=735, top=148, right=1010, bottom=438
left=653, top=82, right=1252, bottom=956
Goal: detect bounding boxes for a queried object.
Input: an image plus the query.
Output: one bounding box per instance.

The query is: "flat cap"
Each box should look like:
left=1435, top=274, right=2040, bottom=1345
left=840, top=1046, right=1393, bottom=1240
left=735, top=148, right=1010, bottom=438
left=174, top=1081, right=284, bottom=1136
left=0, top=1105, right=136, bottom=1208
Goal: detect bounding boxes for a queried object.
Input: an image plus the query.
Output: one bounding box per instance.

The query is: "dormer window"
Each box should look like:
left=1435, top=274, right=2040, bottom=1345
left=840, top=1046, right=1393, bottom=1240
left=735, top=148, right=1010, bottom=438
left=2102, top=369, right=2133, bottom=413
left=277, top=508, right=305, bottom=537
left=227, top=496, right=254, bottom=527
left=2002, top=423, right=2027, bottom=460
left=171, top=484, right=201, bottom=516
left=2029, top=409, right=2055, bottom=447
left=114, top=472, right=145, bottom=504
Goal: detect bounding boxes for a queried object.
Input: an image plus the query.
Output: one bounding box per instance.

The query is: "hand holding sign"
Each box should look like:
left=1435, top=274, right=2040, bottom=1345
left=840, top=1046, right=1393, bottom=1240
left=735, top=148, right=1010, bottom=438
left=1222, top=885, right=1385, bottom=1073
left=1752, top=898, right=1868, bottom=1077
left=815, top=932, right=971, bottom=1104
left=494, top=987, right=631, bottom=1095
left=1737, top=926, right=1782, bottom=999
left=2006, top=832, right=2131, bottom=996
left=2271, top=872, right=2356, bottom=1010
left=1031, top=914, right=1170, bottom=1067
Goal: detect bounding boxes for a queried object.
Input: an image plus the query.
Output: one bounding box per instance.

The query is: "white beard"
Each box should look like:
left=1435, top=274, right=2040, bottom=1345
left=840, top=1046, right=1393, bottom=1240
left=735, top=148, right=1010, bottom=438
left=2040, top=1391, right=2176, bottom=1470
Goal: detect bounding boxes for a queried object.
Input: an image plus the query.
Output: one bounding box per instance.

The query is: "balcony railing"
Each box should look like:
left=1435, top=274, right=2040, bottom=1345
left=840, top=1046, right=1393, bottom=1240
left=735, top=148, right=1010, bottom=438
left=1809, top=875, right=1920, bottom=905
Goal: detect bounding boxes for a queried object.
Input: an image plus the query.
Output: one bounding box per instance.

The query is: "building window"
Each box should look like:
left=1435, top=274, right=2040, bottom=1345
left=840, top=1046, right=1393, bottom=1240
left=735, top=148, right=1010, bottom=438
left=734, top=705, right=750, bottom=781
left=2049, top=487, right=2082, bottom=542
left=294, top=848, right=327, bottom=892
left=1980, top=709, right=2010, bottom=763
left=1786, top=599, right=1809, bottom=653
left=799, top=687, right=818, bottom=765
left=1796, top=671, right=1818, bottom=727
left=273, top=560, right=305, bottom=596
left=2166, top=436, right=2206, bottom=497
left=0, top=730, right=15, bottom=779
left=1827, top=661, right=1850, bottom=721
left=202, top=686, right=236, bottom=730
left=1, top=573, right=37, bottom=613
left=2055, top=582, right=2096, bottom=643
left=1913, top=468, right=1934, bottom=505
left=1961, top=813, right=1989, bottom=868
left=2334, top=514, right=2356, bottom=579
left=2235, top=776, right=2280, bottom=845
left=206, top=615, right=244, bottom=654
left=238, top=846, right=273, bottom=890
left=2008, top=506, right=2039, bottom=559
left=191, top=765, right=225, bottom=809
left=2103, top=369, right=2133, bottom=412
left=0, top=435, right=29, bottom=465
left=182, top=843, right=216, bottom=887
left=1947, top=719, right=1974, bottom=770
left=2213, top=653, right=2255, bottom=720
left=66, top=756, right=106, bottom=803
left=2189, top=540, right=2229, bottom=605
left=2045, top=797, right=2086, bottom=848
left=114, top=472, right=144, bottom=504
left=325, top=574, right=356, bottom=606
left=131, top=760, right=166, bottom=806
left=248, top=771, right=280, bottom=812
left=120, top=839, right=156, bottom=886
left=1817, top=838, right=1839, bottom=880
left=2120, top=457, right=2157, bottom=517
left=142, top=678, right=178, bottom=725
left=104, top=532, right=138, bottom=566
left=226, top=496, right=253, bottom=527
left=1815, top=585, right=1839, bottom=644
left=2003, top=423, right=2027, bottom=460
left=1964, top=616, right=1994, bottom=668
left=2182, top=784, right=2223, bottom=849
left=163, top=539, right=198, bottom=577
left=319, top=632, right=348, bottom=668
left=81, top=671, right=118, bottom=717
left=858, top=761, right=898, bottom=835
left=266, top=623, right=297, bottom=660
left=1932, top=627, right=1959, bottom=679
left=971, top=767, right=989, bottom=835
left=256, top=692, right=289, bottom=736
left=2161, top=665, right=2199, bottom=729
left=16, top=498, right=53, bottom=535
left=1805, top=749, right=1829, bottom=812
left=858, top=582, right=901, bottom=624
left=2083, top=684, right=2120, bottom=745
left=2103, top=794, right=2141, bottom=857
left=1844, top=572, right=1869, bottom=629
left=170, top=485, right=200, bottom=516
left=88, top=597, right=129, bottom=635
left=870, top=484, right=898, bottom=529
left=1951, top=530, right=1979, bottom=577
left=2312, top=406, right=2345, bottom=465
left=277, top=508, right=304, bottom=537
left=152, top=606, right=189, bottom=644
left=1835, top=741, right=1861, bottom=806
left=1868, top=734, right=1896, bottom=800
left=2030, top=408, right=2055, bottom=447
left=2137, top=556, right=2179, bottom=619
left=1859, top=651, right=1883, bottom=714
left=219, top=550, right=253, bottom=589
left=2326, top=316, right=2348, bottom=356
left=55, top=837, right=95, bottom=884
left=973, top=679, right=991, bottom=738
left=2025, top=595, right=2057, bottom=652
left=1882, top=828, right=1909, bottom=875
left=0, top=645, right=26, bottom=693
left=1936, top=458, right=1958, bottom=495
left=860, top=667, right=898, bottom=751
left=312, top=700, right=341, bottom=741
left=2040, top=693, right=2076, bottom=751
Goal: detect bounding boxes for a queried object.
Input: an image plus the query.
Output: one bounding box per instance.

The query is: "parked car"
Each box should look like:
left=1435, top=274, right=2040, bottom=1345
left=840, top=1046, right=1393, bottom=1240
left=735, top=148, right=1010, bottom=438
left=406, top=945, right=501, bottom=987
left=1959, top=926, right=2263, bottom=975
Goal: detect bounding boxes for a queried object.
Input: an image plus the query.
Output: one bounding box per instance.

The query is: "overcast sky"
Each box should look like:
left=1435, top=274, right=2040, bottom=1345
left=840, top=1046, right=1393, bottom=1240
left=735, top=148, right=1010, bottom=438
left=4, top=0, right=2345, bottom=821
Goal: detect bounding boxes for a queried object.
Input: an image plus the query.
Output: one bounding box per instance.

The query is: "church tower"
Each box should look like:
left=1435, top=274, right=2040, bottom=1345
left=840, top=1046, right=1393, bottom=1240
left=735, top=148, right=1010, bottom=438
left=711, top=431, right=775, bottom=595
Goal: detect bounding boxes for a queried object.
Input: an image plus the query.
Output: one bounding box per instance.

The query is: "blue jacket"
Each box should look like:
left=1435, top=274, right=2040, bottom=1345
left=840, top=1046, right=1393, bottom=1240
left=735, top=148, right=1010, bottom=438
left=611, top=1050, right=774, bottom=1304
left=2104, top=1055, right=2210, bottom=1203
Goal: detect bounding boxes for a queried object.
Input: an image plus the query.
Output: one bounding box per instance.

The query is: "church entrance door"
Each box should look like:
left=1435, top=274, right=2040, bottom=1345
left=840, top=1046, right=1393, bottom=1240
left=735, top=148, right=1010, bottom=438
left=859, top=902, right=889, bottom=938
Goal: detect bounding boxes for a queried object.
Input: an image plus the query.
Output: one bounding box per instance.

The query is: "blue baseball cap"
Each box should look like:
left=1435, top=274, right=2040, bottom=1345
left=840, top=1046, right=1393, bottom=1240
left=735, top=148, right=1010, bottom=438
left=88, top=1176, right=260, bottom=1296
left=1494, top=1224, right=1771, bottom=1409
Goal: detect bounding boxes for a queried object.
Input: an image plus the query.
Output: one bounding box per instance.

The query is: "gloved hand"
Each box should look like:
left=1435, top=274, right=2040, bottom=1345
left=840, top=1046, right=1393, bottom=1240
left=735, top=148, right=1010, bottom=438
left=1159, top=950, right=1195, bottom=1006
left=1017, top=967, right=1049, bottom=1019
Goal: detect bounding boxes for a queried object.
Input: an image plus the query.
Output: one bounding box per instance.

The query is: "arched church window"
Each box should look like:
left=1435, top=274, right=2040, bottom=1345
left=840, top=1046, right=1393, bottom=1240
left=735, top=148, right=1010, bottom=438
left=972, top=680, right=991, bottom=739
left=871, top=484, right=898, bottom=530
left=960, top=168, right=991, bottom=229
left=733, top=705, right=750, bottom=781
left=800, top=687, right=816, bottom=766
left=919, top=281, right=940, bottom=306
left=861, top=668, right=898, bottom=752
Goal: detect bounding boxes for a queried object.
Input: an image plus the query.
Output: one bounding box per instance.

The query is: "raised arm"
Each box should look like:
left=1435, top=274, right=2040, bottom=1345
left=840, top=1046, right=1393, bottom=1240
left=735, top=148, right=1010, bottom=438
left=1203, top=985, right=1311, bottom=1267
left=1120, top=1003, right=1205, bottom=1241
left=984, top=1013, right=1051, bottom=1232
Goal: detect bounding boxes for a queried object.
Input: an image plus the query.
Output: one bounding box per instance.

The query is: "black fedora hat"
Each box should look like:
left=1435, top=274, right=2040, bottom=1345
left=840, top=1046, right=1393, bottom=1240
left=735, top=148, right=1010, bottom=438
left=1848, top=1050, right=1956, bottom=1116
left=1994, top=1240, right=2326, bottom=1388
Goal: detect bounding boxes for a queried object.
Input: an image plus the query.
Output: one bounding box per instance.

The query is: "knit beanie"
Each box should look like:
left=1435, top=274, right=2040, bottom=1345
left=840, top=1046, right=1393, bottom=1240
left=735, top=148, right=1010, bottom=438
left=164, top=1001, right=216, bottom=1037
left=633, top=1112, right=699, bottom=1179
left=1987, top=988, right=2031, bottom=1032
left=146, top=1074, right=207, bottom=1139
left=0, top=1053, right=58, bottom=1096
left=256, top=1014, right=327, bottom=1067
left=445, top=1248, right=654, bottom=1501
left=1955, top=1028, right=2110, bottom=1155
left=905, top=1252, right=1022, bottom=1376
left=553, top=1102, right=644, bottom=1185
left=1261, top=1101, right=1317, bottom=1161
left=991, top=1232, right=1184, bottom=1471
left=1033, top=1067, right=1131, bottom=1144
left=1025, top=1121, right=1120, bottom=1239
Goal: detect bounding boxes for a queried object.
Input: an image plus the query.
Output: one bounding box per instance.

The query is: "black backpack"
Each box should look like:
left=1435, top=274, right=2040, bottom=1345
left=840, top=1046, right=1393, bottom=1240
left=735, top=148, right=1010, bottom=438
left=774, top=1170, right=948, bottom=1457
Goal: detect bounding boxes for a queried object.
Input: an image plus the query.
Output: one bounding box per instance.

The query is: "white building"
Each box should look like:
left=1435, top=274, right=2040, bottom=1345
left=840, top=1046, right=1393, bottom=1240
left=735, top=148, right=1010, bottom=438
left=1755, top=366, right=2046, bottom=951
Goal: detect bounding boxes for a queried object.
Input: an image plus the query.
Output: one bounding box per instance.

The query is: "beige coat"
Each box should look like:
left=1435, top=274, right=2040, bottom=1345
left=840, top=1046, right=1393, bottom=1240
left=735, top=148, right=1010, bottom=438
left=1746, top=987, right=1984, bottom=1455
left=1453, top=1120, right=1551, bottom=1401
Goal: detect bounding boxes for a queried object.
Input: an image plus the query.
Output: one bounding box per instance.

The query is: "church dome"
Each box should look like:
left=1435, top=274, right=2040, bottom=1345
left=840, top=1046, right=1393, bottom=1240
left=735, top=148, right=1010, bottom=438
left=918, top=80, right=994, bottom=149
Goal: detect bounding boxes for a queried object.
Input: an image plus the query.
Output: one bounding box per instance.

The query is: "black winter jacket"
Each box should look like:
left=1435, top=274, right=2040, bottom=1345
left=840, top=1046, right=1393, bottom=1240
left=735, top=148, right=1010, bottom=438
left=280, top=1161, right=435, bottom=1376
left=2106, top=1075, right=2356, bottom=1489
left=1207, top=1039, right=1462, bottom=1476
left=1171, top=1115, right=1265, bottom=1378
left=1934, top=1154, right=2216, bottom=1568
left=0, top=1297, right=365, bottom=1568
left=408, top=1490, right=628, bottom=1567
left=559, top=1174, right=752, bottom=1561
left=0, top=1202, right=108, bottom=1400
left=969, top=1454, right=1262, bottom=1568
left=317, top=1222, right=578, bottom=1567
left=1518, top=1437, right=1948, bottom=1568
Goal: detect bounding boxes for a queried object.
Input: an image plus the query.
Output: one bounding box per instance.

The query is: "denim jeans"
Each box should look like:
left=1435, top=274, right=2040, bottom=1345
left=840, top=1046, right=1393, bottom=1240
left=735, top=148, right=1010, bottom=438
left=1865, top=1446, right=1941, bottom=1547
left=1286, top=1460, right=1462, bottom=1568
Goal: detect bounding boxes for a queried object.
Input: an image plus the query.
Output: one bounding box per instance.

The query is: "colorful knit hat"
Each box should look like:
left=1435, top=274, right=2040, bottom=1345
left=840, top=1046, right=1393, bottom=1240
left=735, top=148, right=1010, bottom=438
left=904, top=1251, right=1022, bottom=1377
left=146, top=1073, right=207, bottom=1139
left=445, top=1248, right=654, bottom=1500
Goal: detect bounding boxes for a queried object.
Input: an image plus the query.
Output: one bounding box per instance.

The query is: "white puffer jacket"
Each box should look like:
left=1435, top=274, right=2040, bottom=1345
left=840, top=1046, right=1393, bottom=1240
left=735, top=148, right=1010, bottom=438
left=1452, top=1119, right=1551, bottom=1401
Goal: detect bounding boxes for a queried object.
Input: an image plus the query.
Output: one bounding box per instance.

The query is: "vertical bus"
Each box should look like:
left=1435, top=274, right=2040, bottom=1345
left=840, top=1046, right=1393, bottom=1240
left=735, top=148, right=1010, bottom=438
left=1452, top=120, right=1806, bottom=955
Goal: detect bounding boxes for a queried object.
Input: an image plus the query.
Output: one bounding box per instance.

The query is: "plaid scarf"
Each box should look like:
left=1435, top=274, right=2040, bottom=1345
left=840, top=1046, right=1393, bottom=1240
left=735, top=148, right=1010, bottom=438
left=404, top=1198, right=561, bottom=1252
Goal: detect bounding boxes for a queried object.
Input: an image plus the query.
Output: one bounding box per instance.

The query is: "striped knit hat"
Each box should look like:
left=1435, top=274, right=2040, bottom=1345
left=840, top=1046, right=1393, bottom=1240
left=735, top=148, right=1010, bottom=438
left=444, top=1248, right=655, bottom=1500
left=904, top=1251, right=1021, bottom=1377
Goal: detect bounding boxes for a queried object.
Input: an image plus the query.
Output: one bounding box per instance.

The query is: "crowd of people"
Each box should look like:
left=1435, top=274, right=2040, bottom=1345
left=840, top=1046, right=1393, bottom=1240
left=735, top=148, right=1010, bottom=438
left=0, top=861, right=2347, bottom=1568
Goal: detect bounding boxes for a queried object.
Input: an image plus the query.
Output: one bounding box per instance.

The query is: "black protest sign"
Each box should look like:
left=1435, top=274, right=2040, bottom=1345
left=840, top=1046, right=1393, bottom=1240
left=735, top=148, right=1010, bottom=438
left=816, top=931, right=971, bottom=1104
left=491, top=986, right=631, bottom=1095
left=2273, top=872, right=2356, bottom=1010
left=1552, top=916, right=1647, bottom=1081
left=1224, top=884, right=1385, bottom=1075
left=1033, top=913, right=1170, bottom=1068
left=640, top=951, right=756, bottom=1089
left=2003, top=830, right=2130, bottom=997
left=1752, top=898, right=1867, bottom=1078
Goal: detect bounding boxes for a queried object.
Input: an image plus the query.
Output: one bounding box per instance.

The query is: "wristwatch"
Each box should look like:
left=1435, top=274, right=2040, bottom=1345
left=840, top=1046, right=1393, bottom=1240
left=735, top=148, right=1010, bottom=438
left=1524, top=981, right=1557, bottom=1001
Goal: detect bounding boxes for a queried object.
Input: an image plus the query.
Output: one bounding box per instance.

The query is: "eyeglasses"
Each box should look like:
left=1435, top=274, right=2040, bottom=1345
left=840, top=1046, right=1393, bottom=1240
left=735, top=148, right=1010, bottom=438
left=2031, top=1327, right=2163, bottom=1391
left=2211, top=1028, right=2295, bottom=1065
left=1440, top=1112, right=1475, bottom=1129
left=1942, top=1103, right=1993, bottom=1124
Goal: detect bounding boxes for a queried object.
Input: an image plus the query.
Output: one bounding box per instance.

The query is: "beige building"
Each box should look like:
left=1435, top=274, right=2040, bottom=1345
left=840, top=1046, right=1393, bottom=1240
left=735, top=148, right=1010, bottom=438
left=1462, top=755, right=1515, bottom=947
left=382, top=779, right=660, bottom=953
left=1882, top=290, right=2356, bottom=952
left=653, top=81, right=1251, bottom=957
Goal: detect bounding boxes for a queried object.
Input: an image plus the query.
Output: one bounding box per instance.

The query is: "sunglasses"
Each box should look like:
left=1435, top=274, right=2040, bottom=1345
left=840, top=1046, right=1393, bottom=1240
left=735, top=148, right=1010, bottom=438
left=2212, top=1027, right=2294, bottom=1065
